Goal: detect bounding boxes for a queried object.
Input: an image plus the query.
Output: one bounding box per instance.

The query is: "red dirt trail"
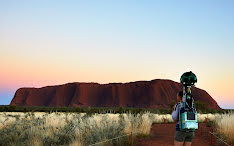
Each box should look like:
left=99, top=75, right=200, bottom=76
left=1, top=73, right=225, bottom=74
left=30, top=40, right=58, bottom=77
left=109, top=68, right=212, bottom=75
left=135, top=123, right=222, bottom=146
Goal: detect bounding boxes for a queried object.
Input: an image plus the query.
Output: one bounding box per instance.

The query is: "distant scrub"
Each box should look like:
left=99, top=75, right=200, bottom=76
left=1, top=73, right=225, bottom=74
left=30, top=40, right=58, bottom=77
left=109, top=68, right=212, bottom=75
left=0, top=104, right=225, bottom=114
left=0, top=105, right=172, bottom=114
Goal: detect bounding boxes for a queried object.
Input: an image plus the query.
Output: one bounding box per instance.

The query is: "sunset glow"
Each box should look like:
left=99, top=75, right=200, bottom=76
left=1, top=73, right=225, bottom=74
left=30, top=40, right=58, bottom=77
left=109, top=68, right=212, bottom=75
left=1, top=0, right=234, bottom=108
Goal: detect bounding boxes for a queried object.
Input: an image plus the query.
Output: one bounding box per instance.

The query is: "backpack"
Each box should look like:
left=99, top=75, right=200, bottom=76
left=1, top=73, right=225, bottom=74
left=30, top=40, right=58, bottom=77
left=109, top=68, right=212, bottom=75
left=179, top=71, right=198, bottom=131
left=179, top=90, right=198, bottom=131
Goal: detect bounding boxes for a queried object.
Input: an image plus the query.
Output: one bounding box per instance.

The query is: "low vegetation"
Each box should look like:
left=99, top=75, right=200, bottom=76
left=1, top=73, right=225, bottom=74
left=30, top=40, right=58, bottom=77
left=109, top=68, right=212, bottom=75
left=0, top=104, right=232, bottom=145
left=0, top=104, right=225, bottom=114
left=0, top=112, right=154, bottom=146
left=1, top=111, right=232, bottom=146
left=215, top=112, right=234, bottom=144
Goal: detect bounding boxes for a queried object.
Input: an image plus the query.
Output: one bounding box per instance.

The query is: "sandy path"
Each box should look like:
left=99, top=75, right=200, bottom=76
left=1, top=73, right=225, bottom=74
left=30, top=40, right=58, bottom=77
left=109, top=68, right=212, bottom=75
left=135, top=123, right=220, bottom=146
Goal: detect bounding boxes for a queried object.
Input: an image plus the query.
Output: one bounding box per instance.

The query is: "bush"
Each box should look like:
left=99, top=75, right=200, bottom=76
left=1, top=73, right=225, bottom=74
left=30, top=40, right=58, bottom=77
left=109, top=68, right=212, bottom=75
left=195, top=101, right=209, bottom=113
left=0, top=105, right=223, bottom=114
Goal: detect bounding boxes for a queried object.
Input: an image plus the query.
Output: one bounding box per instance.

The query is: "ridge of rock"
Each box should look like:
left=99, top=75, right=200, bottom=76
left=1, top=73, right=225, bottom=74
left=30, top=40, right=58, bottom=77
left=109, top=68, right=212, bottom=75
left=10, top=79, right=220, bottom=109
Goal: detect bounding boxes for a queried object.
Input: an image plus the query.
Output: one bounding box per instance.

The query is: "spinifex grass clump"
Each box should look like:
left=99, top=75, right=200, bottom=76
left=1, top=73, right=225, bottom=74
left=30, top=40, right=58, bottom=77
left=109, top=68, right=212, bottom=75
left=2, top=111, right=230, bottom=146
left=150, top=114, right=174, bottom=124
left=0, top=112, right=154, bottom=146
left=215, top=112, right=234, bottom=144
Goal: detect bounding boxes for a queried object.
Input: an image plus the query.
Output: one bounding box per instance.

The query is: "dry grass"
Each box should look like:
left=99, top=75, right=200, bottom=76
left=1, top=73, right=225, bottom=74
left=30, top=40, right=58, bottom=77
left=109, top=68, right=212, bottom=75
left=0, top=111, right=233, bottom=145
left=215, top=112, right=234, bottom=144
left=197, top=113, right=222, bottom=122
left=0, top=112, right=153, bottom=146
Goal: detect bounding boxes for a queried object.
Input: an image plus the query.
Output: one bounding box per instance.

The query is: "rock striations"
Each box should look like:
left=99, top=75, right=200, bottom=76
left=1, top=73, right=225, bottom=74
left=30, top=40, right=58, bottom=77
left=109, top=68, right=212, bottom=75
left=10, top=79, right=220, bottom=109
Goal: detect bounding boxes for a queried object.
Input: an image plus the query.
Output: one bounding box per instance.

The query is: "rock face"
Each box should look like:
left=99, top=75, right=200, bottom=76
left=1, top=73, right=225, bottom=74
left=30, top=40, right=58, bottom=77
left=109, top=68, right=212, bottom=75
left=10, top=79, right=220, bottom=109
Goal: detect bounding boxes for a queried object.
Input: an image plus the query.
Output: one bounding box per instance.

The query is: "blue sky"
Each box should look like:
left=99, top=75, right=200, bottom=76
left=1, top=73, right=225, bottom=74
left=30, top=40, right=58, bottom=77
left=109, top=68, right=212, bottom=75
left=1, top=0, right=234, bottom=108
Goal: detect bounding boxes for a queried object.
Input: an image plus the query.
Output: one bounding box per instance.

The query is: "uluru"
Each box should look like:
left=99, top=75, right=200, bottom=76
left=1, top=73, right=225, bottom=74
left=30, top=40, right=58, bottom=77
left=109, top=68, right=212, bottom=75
left=10, top=79, right=220, bottom=109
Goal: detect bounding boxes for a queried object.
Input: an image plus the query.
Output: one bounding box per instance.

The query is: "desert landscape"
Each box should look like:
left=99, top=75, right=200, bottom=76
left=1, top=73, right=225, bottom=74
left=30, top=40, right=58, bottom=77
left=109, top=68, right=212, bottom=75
left=1, top=0, right=234, bottom=145
left=0, top=111, right=233, bottom=146
left=0, top=79, right=233, bottom=146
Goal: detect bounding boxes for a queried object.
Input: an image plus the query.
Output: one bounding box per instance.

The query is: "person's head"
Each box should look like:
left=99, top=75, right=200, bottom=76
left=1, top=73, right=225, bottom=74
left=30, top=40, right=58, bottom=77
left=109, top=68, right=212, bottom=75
left=177, top=91, right=183, bottom=102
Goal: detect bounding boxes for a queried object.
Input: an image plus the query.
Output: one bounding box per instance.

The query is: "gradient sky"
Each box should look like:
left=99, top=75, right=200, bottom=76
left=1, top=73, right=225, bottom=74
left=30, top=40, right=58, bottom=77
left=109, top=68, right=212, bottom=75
left=1, top=0, right=234, bottom=109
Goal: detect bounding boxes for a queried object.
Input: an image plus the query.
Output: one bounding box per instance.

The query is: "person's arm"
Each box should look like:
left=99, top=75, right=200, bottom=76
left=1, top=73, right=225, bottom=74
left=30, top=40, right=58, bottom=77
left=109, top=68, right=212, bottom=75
left=172, top=103, right=179, bottom=121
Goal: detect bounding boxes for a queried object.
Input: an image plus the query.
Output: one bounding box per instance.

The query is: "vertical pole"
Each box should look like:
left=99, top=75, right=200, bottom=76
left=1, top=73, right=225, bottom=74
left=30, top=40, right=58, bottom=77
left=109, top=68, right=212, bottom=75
left=131, top=131, right=133, bottom=146
left=164, top=118, right=166, bottom=124
left=200, top=125, right=202, bottom=136
left=210, top=127, right=213, bottom=145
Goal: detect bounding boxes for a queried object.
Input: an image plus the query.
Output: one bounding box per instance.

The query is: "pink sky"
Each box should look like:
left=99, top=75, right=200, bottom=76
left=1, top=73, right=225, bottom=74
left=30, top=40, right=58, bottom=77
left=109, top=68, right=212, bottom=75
left=1, top=0, right=234, bottom=108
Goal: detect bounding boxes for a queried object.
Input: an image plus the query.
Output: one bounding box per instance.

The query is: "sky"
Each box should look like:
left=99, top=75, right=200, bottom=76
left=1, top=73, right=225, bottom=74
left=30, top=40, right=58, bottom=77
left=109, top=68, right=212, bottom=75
left=0, top=0, right=234, bottom=109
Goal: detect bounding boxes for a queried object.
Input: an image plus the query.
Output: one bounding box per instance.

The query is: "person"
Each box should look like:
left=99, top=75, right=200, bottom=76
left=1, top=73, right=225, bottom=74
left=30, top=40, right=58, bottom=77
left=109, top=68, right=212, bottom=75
left=172, top=91, right=195, bottom=146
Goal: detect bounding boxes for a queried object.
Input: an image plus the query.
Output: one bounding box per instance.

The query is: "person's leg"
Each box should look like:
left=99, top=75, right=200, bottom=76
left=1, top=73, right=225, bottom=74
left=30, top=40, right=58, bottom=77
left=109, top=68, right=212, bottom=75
left=184, top=132, right=194, bottom=146
left=184, top=142, right=192, bottom=146
left=174, top=131, right=185, bottom=146
left=174, top=140, right=184, bottom=146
